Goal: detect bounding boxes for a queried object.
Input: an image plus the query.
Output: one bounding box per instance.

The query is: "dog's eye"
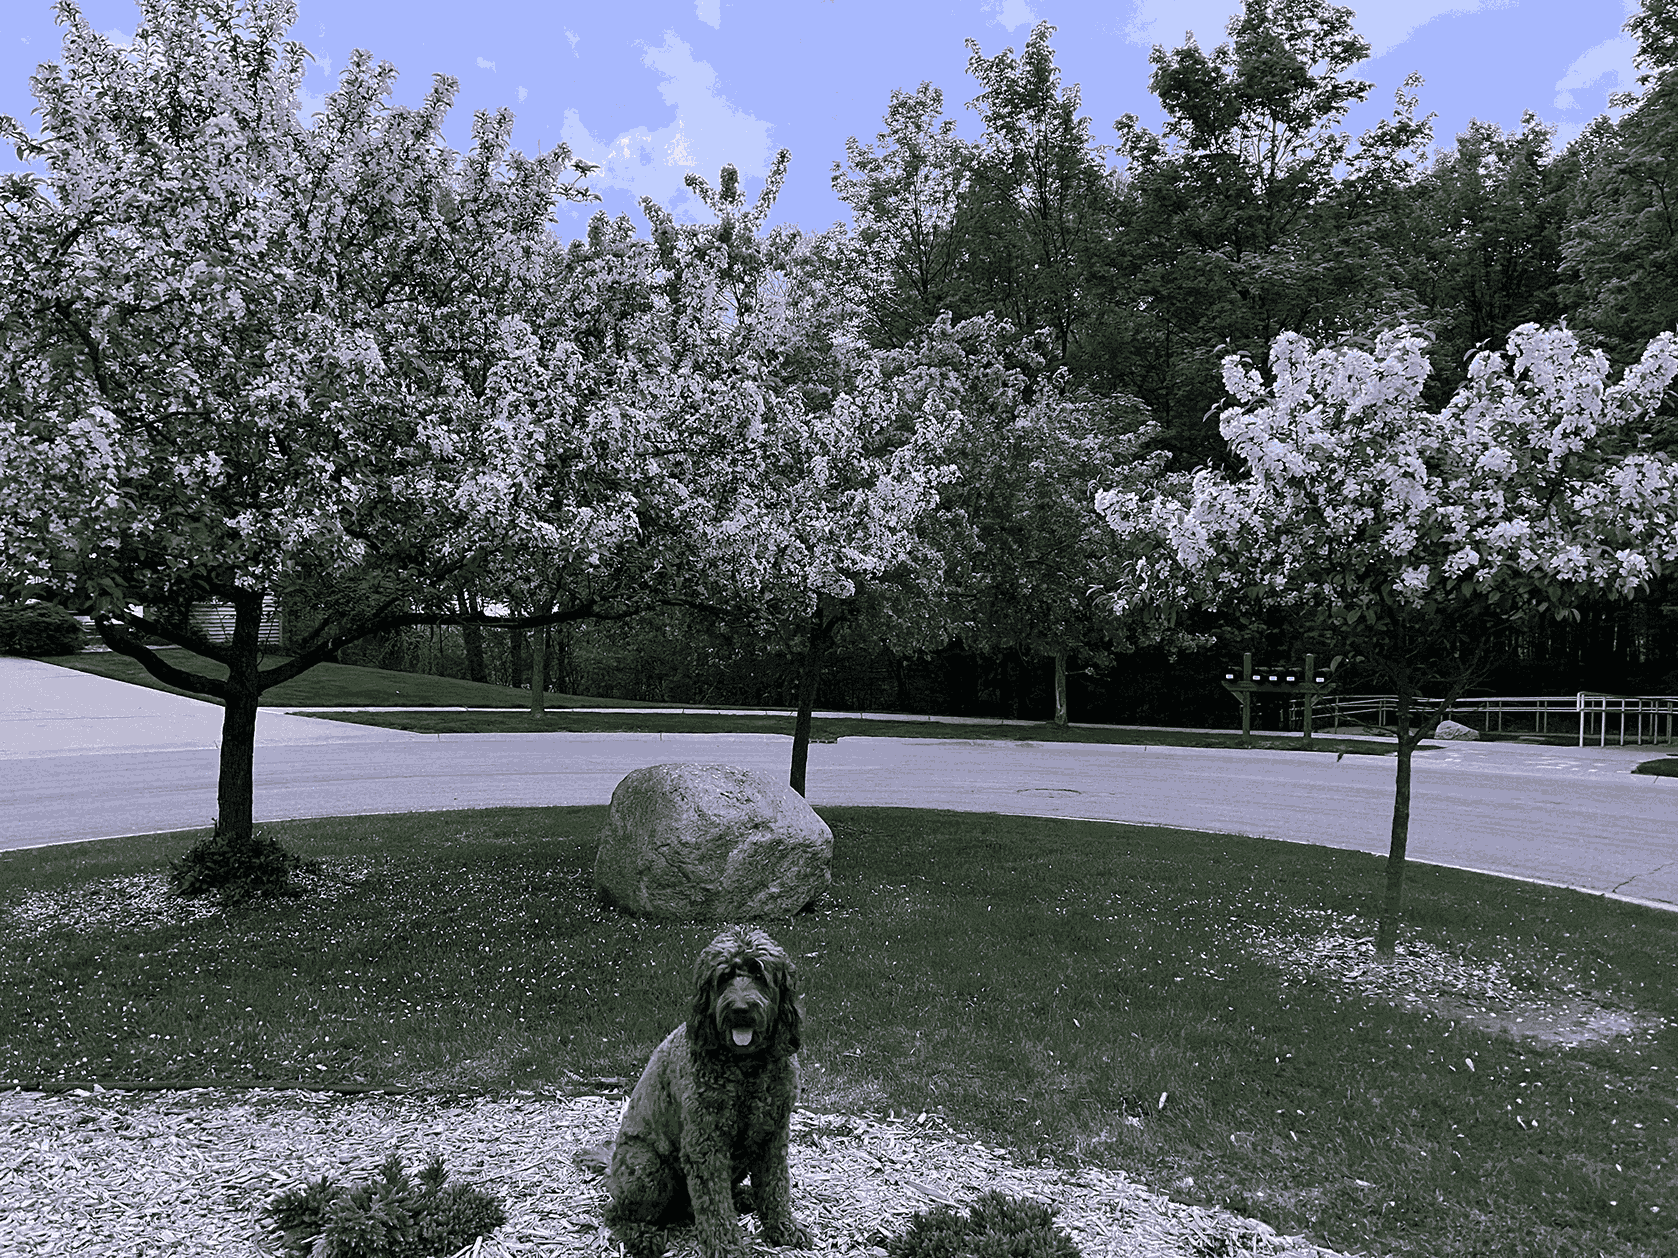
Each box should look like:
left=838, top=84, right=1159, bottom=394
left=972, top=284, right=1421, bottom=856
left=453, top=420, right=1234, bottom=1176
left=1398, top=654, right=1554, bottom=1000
left=745, top=958, right=763, bottom=977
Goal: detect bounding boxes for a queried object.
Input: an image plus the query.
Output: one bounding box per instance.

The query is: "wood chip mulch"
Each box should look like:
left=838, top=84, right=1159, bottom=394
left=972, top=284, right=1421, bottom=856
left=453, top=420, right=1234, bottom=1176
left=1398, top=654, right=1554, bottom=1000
left=0, top=1087, right=1349, bottom=1258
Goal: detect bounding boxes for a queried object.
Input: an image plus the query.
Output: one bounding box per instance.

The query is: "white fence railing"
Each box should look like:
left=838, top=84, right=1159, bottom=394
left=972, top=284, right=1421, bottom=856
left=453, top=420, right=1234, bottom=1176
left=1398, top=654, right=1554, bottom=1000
left=1290, top=693, right=1678, bottom=747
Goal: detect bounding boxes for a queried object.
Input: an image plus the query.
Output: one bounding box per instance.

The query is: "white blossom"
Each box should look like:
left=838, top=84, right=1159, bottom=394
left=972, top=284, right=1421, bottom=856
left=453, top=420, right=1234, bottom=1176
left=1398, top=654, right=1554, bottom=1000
left=1100, top=323, right=1678, bottom=622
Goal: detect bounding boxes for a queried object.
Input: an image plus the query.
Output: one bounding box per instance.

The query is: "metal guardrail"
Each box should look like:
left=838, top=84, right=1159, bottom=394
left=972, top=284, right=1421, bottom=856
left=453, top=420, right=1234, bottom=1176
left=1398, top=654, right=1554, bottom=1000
left=1290, top=692, right=1678, bottom=747
left=1571, top=693, right=1678, bottom=747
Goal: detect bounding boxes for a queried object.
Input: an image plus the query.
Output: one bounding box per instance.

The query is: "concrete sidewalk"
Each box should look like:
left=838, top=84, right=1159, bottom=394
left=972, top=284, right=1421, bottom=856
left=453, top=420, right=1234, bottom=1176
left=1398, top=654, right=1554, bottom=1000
left=0, top=657, right=419, bottom=758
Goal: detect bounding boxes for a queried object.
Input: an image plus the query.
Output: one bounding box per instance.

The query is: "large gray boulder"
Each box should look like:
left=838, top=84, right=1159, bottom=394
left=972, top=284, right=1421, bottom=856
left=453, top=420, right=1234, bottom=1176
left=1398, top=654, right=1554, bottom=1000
left=1434, top=719, right=1480, bottom=741
left=594, top=763, right=832, bottom=920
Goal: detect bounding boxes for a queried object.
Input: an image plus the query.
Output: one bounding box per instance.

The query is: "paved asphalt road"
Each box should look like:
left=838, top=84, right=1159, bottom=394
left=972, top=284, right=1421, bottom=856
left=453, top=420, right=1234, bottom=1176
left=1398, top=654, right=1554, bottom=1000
left=3, top=658, right=1675, bottom=909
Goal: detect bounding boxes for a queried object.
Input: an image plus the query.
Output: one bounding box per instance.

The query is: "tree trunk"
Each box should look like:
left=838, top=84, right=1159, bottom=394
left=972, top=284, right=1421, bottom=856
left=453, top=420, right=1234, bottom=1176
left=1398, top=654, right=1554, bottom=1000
left=216, top=589, right=265, bottom=843
left=530, top=623, right=548, bottom=715
left=459, top=591, right=487, bottom=684
left=549, top=623, right=569, bottom=696
left=891, top=652, right=911, bottom=713
left=1375, top=687, right=1416, bottom=957
left=1052, top=649, right=1069, bottom=726
left=789, top=628, right=824, bottom=797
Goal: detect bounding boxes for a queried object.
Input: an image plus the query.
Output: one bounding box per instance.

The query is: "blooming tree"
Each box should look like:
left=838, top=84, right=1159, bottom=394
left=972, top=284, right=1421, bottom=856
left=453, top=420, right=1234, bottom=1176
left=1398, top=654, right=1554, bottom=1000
left=689, top=328, right=964, bottom=792
left=638, top=160, right=962, bottom=794
left=1100, top=322, right=1678, bottom=953
left=439, top=206, right=730, bottom=716
left=0, top=0, right=619, bottom=874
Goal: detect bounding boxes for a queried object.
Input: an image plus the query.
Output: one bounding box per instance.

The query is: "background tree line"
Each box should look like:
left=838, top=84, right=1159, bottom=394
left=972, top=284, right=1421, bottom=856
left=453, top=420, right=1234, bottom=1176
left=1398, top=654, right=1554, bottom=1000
left=383, top=0, right=1678, bottom=723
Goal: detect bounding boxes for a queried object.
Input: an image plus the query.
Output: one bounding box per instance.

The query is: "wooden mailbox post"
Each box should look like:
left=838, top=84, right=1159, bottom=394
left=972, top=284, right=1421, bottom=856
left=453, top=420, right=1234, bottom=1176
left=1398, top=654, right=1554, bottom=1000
left=1219, top=652, right=1330, bottom=749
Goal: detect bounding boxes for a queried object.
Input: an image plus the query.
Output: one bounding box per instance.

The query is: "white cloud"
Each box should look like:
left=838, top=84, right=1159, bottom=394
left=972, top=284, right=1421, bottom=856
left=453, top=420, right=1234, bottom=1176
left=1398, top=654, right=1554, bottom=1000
left=518, top=85, right=528, bottom=103
left=561, top=30, right=773, bottom=219
left=1360, top=0, right=1517, bottom=57
left=1553, top=34, right=1637, bottom=110
left=985, top=0, right=1039, bottom=32
left=102, top=27, right=131, bottom=45
left=1125, top=1, right=1240, bottom=48
left=696, top=0, right=721, bottom=29
left=565, top=29, right=580, bottom=56
left=1124, top=1, right=1514, bottom=57
left=476, top=56, right=496, bottom=72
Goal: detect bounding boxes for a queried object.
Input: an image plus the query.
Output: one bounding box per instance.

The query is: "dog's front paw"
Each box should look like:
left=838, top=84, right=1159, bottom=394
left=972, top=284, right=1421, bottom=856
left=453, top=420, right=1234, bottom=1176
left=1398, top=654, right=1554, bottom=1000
left=610, top=1222, right=669, bottom=1258
left=696, top=1220, right=750, bottom=1258
left=764, top=1219, right=813, bottom=1250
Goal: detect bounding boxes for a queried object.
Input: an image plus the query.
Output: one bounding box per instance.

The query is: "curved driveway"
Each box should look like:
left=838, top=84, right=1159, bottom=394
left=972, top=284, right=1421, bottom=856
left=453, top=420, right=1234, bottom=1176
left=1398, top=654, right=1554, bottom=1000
left=3, top=658, right=1674, bottom=909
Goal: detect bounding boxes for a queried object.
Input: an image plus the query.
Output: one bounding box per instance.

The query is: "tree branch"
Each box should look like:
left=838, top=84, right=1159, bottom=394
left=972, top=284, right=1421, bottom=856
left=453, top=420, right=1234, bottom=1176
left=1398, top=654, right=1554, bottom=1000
left=94, top=614, right=233, bottom=701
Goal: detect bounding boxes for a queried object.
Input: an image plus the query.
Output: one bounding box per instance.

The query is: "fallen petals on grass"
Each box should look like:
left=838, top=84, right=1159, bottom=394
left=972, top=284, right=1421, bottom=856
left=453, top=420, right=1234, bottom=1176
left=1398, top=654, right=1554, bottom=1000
left=1236, top=908, right=1668, bottom=1047
left=3, top=861, right=374, bottom=938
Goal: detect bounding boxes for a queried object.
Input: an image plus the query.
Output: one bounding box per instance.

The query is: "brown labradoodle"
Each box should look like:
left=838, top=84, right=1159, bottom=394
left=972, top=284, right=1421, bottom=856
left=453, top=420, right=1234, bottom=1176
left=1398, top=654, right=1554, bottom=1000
left=598, top=925, right=813, bottom=1258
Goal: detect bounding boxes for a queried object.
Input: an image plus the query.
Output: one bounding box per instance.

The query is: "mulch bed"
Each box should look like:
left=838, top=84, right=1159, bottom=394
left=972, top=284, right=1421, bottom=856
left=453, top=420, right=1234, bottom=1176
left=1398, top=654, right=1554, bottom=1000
left=0, top=1088, right=1346, bottom=1258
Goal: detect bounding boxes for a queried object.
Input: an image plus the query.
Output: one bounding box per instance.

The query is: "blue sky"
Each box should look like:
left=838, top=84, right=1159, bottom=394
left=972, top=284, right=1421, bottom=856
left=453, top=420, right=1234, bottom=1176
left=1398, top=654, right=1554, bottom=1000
left=0, top=0, right=1648, bottom=238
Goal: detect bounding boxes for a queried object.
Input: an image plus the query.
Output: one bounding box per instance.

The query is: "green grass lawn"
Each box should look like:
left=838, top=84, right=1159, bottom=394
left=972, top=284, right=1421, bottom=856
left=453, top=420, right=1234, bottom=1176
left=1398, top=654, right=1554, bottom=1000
left=301, top=708, right=1416, bottom=755
left=1, top=808, right=1671, bottom=1257
left=39, top=646, right=682, bottom=710
left=1633, top=757, right=1678, bottom=777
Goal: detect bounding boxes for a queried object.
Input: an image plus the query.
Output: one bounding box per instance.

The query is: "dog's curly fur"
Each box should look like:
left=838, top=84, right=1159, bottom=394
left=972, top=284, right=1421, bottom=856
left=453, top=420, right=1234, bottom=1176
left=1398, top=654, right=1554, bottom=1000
left=600, top=926, right=812, bottom=1258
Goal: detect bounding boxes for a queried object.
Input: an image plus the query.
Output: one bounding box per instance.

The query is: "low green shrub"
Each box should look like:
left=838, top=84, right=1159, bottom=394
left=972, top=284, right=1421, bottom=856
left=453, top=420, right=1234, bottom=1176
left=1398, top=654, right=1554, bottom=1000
left=263, top=1152, right=507, bottom=1258
left=167, top=824, right=323, bottom=905
left=885, top=1191, right=1081, bottom=1258
left=0, top=602, right=85, bottom=656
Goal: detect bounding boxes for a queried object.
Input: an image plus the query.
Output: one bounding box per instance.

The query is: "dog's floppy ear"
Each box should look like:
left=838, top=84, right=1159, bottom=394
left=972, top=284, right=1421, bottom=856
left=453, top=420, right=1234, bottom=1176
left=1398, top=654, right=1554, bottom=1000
left=687, top=935, right=727, bottom=1054
left=763, top=941, right=803, bottom=1054
left=772, top=971, right=802, bottom=1054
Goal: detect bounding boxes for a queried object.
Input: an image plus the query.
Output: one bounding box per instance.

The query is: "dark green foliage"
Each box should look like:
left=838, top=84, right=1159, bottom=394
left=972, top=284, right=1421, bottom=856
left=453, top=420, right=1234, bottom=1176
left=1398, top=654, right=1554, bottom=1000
left=265, top=1176, right=343, bottom=1249
left=885, top=1192, right=1081, bottom=1258
left=835, top=3, right=1436, bottom=469
left=1408, top=114, right=1573, bottom=403
left=0, top=602, right=85, bottom=656
left=1562, top=71, right=1678, bottom=381
left=263, top=1153, right=507, bottom=1258
left=167, top=824, right=323, bottom=905
left=1629, top=0, right=1678, bottom=72
left=1109, top=0, right=1431, bottom=461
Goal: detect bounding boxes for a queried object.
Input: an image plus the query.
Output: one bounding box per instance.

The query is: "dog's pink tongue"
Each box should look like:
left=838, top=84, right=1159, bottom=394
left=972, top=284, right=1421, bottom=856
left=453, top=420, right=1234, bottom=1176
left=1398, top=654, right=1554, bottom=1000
left=731, top=1028, right=754, bottom=1047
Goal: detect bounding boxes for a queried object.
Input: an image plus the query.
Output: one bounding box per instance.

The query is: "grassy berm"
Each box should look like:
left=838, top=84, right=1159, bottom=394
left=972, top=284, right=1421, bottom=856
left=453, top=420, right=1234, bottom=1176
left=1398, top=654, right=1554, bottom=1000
left=41, top=646, right=681, bottom=710
left=1, top=807, right=1672, bottom=1257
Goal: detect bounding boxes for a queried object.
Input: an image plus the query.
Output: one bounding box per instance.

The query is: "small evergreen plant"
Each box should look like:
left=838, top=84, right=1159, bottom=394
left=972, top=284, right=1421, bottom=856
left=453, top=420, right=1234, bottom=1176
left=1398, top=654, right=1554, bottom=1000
left=168, top=824, right=323, bottom=905
left=885, top=1191, right=1081, bottom=1258
left=0, top=602, right=85, bottom=656
left=263, top=1152, right=507, bottom=1258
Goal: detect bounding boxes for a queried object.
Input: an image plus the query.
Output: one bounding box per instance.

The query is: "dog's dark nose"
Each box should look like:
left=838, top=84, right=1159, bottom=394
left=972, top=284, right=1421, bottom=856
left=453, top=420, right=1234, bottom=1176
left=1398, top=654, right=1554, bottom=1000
left=722, top=975, right=762, bottom=1004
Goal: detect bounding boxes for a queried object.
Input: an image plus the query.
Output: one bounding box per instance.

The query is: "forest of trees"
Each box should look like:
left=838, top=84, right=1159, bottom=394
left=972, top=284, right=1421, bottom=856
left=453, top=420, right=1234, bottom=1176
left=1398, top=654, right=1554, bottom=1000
left=366, top=0, right=1678, bottom=725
